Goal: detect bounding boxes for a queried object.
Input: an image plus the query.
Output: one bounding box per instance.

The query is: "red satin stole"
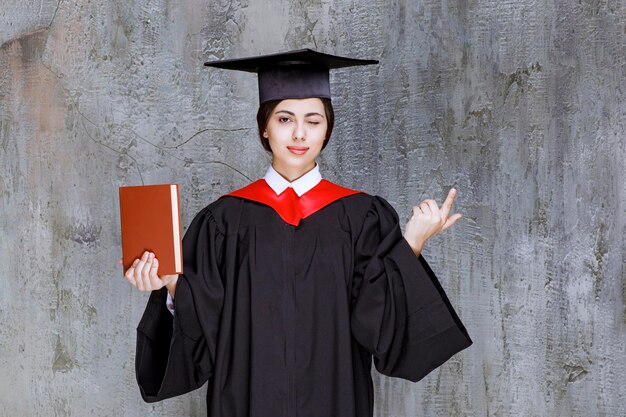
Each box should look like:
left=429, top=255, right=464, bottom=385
left=222, top=179, right=363, bottom=226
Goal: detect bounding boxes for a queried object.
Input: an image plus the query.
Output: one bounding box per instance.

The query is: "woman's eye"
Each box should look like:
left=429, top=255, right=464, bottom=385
left=279, top=117, right=291, bottom=123
left=308, top=121, right=320, bottom=125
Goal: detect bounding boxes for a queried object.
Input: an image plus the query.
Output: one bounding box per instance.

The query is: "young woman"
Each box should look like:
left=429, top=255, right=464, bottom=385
left=121, top=49, right=472, bottom=417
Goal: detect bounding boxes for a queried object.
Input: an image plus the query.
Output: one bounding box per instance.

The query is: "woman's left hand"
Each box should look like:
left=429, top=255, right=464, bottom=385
left=403, top=188, right=462, bottom=256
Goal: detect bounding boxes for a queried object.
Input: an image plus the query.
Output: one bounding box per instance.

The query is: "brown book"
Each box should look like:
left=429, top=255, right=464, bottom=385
left=119, top=184, right=183, bottom=275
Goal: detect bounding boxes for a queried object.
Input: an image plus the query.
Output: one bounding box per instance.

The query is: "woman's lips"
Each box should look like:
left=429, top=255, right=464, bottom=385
left=287, top=146, right=309, bottom=155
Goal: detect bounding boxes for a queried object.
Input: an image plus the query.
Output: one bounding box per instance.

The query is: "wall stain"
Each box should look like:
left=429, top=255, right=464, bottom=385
left=82, top=301, right=98, bottom=326
left=286, top=8, right=319, bottom=49
left=64, top=221, right=102, bottom=246
left=431, top=107, right=455, bottom=143
left=52, top=336, right=75, bottom=373
left=0, top=28, right=48, bottom=58
left=482, top=362, right=491, bottom=416
left=463, top=107, right=493, bottom=128
left=563, top=362, right=589, bottom=383
left=529, top=197, right=549, bottom=239
left=0, top=119, right=9, bottom=153
left=51, top=255, right=69, bottom=290
left=2, top=26, right=66, bottom=149
left=50, top=288, right=98, bottom=326
left=500, top=62, right=542, bottom=105
left=544, top=246, right=555, bottom=290
left=585, top=221, right=608, bottom=300
left=50, top=289, right=71, bottom=321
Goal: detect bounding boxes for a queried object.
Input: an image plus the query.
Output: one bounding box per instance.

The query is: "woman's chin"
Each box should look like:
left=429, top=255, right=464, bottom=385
left=277, top=158, right=314, bottom=172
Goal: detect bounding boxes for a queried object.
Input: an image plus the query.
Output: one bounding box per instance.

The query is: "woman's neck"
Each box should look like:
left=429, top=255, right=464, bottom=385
left=272, top=161, right=316, bottom=182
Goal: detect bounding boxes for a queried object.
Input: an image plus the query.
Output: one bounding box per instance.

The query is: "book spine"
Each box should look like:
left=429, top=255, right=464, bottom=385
left=171, top=184, right=181, bottom=273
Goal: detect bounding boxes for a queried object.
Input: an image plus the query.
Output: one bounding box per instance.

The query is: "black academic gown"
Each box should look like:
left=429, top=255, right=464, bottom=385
left=134, top=181, right=472, bottom=417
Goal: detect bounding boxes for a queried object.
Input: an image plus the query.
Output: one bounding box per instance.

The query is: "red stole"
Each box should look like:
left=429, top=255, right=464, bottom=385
left=221, top=179, right=363, bottom=226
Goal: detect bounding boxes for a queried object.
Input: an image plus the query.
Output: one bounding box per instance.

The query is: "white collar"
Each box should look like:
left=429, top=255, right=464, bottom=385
left=263, top=163, right=323, bottom=197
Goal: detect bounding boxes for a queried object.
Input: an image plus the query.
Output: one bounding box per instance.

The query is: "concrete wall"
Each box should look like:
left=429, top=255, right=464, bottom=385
left=1, top=0, right=624, bottom=416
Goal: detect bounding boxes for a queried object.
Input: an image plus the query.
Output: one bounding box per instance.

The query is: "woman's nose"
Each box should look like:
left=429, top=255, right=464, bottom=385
left=292, top=121, right=305, bottom=141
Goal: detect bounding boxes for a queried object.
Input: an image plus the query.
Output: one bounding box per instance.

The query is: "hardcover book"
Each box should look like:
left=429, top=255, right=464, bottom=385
left=119, top=184, right=183, bottom=275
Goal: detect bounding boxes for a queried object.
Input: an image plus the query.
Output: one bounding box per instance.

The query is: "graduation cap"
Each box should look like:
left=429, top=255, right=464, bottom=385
left=203, top=48, right=379, bottom=104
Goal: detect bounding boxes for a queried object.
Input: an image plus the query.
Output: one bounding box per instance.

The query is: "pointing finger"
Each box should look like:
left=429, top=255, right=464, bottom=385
left=441, top=188, right=457, bottom=219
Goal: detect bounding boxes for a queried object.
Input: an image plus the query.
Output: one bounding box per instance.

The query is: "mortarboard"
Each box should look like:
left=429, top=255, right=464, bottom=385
left=203, top=48, right=379, bottom=104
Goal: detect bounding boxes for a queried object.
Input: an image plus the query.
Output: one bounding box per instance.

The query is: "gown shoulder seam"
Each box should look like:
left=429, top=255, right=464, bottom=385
left=197, top=204, right=226, bottom=236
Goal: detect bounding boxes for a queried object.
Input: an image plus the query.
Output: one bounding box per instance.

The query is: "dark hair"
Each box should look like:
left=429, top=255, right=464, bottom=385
left=256, top=98, right=335, bottom=153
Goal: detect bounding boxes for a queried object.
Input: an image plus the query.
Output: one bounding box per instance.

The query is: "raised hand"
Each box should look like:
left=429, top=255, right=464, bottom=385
left=402, top=188, right=462, bottom=256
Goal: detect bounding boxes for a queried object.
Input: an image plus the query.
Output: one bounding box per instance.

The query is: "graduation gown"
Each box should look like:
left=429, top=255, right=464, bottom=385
left=135, top=178, right=472, bottom=417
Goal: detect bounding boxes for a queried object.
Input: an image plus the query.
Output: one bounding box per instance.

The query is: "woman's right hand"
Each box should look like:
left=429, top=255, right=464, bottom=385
left=119, top=251, right=179, bottom=298
left=403, top=188, right=462, bottom=257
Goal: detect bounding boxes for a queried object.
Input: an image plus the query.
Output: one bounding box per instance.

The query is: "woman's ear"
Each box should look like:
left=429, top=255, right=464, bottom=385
left=263, top=130, right=268, bottom=138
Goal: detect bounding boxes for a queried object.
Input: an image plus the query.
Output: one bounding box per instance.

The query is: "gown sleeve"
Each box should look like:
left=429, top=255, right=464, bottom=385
left=135, top=206, right=225, bottom=402
left=350, top=196, right=473, bottom=382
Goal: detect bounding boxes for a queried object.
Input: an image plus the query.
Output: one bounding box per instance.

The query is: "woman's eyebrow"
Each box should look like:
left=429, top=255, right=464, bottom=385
left=275, top=110, right=325, bottom=118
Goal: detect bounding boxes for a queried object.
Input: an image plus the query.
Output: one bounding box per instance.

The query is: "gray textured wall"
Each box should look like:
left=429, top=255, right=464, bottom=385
left=1, top=0, right=624, bottom=416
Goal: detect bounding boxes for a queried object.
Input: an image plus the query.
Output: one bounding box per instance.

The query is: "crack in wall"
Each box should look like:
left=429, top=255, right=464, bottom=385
left=48, top=0, right=63, bottom=30
left=36, top=58, right=253, bottom=183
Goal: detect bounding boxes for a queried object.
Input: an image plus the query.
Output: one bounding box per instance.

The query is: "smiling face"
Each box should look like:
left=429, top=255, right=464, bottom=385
left=262, top=98, right=328, bottom=181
